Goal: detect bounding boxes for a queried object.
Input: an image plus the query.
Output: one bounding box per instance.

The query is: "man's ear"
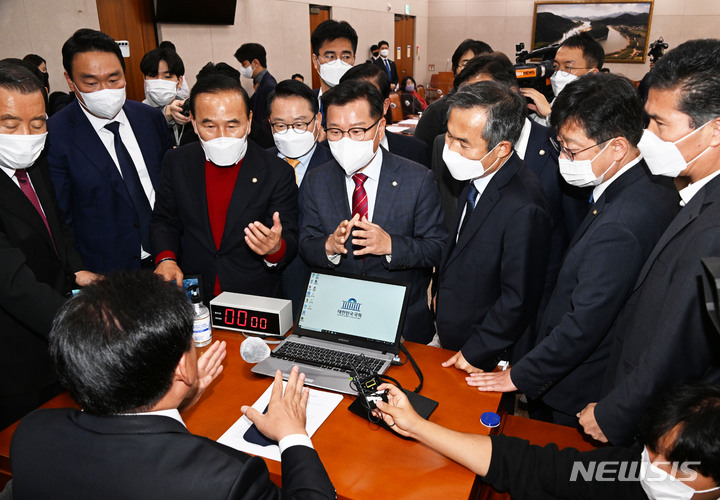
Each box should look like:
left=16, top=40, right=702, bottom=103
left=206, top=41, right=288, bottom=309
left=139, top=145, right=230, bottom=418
left=176, top=75, right=184, bottom=91
left=496, top=140, right=513, bottom=158
left=383, top=97, right=390, bottom=115
left=708, top=117, right=720, bottom=148
left=175, top=352, right=194, bottom=387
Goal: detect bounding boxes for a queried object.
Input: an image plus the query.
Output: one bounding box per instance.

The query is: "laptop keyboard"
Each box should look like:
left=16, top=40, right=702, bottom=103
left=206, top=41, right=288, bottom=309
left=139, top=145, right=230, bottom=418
left=271, top=341, right=385, bottom=375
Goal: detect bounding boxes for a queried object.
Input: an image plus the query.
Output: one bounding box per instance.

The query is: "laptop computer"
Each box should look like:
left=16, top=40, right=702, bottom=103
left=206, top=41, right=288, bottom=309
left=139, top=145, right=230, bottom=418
left=251, top=269, right=410, bottom=394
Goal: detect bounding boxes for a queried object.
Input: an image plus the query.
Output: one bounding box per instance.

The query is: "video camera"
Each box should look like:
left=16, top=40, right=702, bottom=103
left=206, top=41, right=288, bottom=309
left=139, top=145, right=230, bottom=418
left=648, top=37, right=669, bottom=64
left=514, top=42, right=559, bottom=103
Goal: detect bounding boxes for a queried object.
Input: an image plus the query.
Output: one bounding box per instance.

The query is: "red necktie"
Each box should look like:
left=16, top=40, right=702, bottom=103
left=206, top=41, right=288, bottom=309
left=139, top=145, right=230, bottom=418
left=15, top=168, right=56, bottom=250
left=351, top=173, right=368, bottom=219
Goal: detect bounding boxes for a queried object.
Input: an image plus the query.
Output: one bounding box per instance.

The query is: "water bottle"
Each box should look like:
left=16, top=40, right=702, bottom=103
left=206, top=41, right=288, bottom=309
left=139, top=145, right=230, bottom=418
left=191, top=288, right=212, bottom=348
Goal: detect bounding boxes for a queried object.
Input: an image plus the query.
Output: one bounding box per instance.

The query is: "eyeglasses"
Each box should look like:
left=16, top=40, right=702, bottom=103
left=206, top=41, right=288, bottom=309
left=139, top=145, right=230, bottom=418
left=270, top=117, right=316, bottom=134
left=326, top=118, right=381, bottom=142
left=550, top=137, right=610, bottom=161
left=552, top=63, right=590, bottom=74
left=318, top=53, right=354, bottom=63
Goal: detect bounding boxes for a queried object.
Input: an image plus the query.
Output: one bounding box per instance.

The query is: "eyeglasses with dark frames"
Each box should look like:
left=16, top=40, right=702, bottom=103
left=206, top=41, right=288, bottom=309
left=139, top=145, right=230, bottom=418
left=269, top=116, right=316, bottom=134
left=550, top=137, right=610, bottom=161
left=326, top=117, right=381, bottom=142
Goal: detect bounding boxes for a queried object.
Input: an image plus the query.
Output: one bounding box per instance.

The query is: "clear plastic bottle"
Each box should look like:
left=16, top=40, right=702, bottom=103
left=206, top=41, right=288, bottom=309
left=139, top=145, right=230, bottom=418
left=191, top=289, right=212, bottom=348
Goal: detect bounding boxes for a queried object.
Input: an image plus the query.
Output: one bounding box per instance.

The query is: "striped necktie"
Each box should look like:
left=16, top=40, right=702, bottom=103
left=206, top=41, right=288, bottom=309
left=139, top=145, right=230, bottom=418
left=351, top=173, right=369, bottom=219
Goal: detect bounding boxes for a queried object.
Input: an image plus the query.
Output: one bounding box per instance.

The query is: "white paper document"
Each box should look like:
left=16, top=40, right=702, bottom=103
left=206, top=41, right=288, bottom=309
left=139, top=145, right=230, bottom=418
left=217, top=381, right=343, bottom=461
left=385, top=125, right=412, bottom=134
left=396, top=118, right=419, bottom=126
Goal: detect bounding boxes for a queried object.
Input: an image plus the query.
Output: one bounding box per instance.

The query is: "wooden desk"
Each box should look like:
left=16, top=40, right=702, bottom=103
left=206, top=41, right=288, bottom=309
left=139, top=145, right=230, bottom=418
left=0, top=330, right=502, bottom=499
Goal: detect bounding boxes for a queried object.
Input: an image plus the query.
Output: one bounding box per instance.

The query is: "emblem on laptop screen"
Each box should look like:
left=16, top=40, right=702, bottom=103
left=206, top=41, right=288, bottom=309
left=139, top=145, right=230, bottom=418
left=338, top=298, right=362, bottom=319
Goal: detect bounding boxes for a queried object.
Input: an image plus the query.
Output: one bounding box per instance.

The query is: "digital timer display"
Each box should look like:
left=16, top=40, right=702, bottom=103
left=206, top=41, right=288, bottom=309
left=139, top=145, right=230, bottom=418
left=210, top=305, right=281, bottom=334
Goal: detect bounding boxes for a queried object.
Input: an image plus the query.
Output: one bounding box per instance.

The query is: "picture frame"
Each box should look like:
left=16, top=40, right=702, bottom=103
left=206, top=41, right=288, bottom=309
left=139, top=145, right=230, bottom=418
left=531, top=1, right=654, bottom=63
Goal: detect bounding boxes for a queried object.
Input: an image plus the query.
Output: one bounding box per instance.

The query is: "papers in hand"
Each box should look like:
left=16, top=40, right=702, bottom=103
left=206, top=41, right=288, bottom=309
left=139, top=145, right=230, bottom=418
left=217, top=381, right=343, bottom=461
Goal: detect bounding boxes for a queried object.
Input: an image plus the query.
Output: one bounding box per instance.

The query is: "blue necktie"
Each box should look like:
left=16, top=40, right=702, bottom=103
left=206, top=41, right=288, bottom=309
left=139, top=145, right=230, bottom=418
left=104, top=121, right=152, bottom=250
left=459, top=183, right=479, bottom=235
left=384, top=59, right=392, bottom=80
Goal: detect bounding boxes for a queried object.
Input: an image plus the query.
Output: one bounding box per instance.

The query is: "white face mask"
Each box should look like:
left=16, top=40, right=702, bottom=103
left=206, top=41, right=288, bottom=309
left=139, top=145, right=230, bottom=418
left=76, top=86, right=126, bottom=119
left=380, top=49, right=390, bottom=58
left=329, top=125, right=379, bottom=175
left=558, top=139, right=616, bottom=187
left=640, top=447, right=720, bottom=500
left=144, top=78, right=178, bottom=107
left=550, top=70, right=578, bottom=97
left=199, top=125, right=249, bottom=167
left=239, top=65, right=253, bottom=79
left=273, top=122, right=317, bottom=159
left=318, top=59, right=353, bottom=87
left=442, top=142, right=499, bottom=181
left=638, top=123, right=713, bottom=178
left=0, top=132, right=47, bottom=170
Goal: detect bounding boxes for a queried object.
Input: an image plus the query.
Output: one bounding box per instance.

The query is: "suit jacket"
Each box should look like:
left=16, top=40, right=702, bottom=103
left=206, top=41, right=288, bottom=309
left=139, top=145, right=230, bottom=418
left=48, top=100, right=170, bottom=273
left=386, top=131, right=431, bottom=168
left=0, top=155, right=83, bottom=400
left=249, top=70, right=278, bottom=149
left=436, top=153, right=552, bottom=371
left=413, top=95, right=452, bottom=149
left=511, top=161, right=679, bottom=417
left=151, top=141, right=298, bottom=302
left=374, top=58, right=399, bottom=85
left=299, top=148, right=447, bottom=343
left=268, top=143, right=334, bottom=315
left=10, top=409, right=336, bottom=499
left=595, top=173, right=720, bottom=445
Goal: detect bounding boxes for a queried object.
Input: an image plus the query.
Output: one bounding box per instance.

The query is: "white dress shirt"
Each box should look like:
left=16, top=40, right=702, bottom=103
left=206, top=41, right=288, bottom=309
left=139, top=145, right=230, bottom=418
left=514, top=119, right=533, bottom=160
left=592, top=154, right=642, bottom=202
left=79, top=105, right=155, bottom=258
left=455, top=154, right=504, bottom=241
left=129, top=408, right=313, bottom=452
left=679, top=168, right=720, bottom=206
left=276, top=143, right=317, bottom=186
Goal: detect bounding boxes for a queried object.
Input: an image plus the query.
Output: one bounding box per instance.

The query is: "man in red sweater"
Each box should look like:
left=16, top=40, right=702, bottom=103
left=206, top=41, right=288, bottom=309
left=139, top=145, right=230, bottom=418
left=151, top=65, right=298, bottom=302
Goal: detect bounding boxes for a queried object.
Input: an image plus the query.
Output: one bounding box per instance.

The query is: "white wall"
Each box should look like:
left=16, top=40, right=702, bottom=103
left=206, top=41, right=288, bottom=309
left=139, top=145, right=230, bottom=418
left=157, top=0, right=430, bottom=92
left=425, top=0, right=720, bottom=83
left=0, top=0, right=100, bottom=94
left=1, top=0, right=718, bottom=94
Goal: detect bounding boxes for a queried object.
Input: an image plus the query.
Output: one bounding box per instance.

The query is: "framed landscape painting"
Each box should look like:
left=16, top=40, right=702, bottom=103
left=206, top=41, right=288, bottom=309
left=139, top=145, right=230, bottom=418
left=532, top=1, right=654, bottom=63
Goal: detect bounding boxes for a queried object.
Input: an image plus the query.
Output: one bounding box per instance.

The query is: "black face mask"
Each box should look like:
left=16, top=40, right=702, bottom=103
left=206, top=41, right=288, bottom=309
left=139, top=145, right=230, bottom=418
left=372, top=52, right=379, bottom=58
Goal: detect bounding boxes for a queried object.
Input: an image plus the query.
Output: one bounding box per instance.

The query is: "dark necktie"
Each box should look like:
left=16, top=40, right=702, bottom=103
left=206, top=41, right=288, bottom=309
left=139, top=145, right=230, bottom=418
left=384, top=59, right=392, bottom=81
left=459, top=183, right=479, bottom=235
left=15, top=168, right=56, bottom=251
left=104, top=121, right=152, bottom=249
left=352, top=173, right=369, bottom=220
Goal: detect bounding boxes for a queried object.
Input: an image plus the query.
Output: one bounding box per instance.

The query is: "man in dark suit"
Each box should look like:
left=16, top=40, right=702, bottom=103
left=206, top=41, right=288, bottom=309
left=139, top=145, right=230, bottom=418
left=437, top=81, right=551, bottom=373
left=430, top=54, right=585, bottom=344
left=311, top=20, right=358, bottom=124
left=235, top=43, right=277, bottom=148
left=47, top=29, right=170, bottom=273
left=10, top=271, right=336, bottom=499
left=0, top=61, right=98, bottom=430
left=299, top=80, right=447, bottom=344
left=469, top=74, right=679, bottom=426
left=266, top=79, right=333, bottom=314
left=578, top=39, right=720, bottom=446
left=340, top=63, right=431, bottom=168
left=373, top=40, right=399, bottom=86
left=151, top=66, right=298, bottom=303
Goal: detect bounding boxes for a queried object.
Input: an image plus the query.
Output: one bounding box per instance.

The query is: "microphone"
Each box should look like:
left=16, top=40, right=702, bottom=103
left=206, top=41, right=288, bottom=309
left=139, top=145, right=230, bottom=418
left=240, top=336, right=271, bottom=363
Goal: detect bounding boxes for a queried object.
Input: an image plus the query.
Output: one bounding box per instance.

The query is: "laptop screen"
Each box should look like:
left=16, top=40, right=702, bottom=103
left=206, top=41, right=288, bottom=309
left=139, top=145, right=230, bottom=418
left=296, top=270, right=409, bottom=349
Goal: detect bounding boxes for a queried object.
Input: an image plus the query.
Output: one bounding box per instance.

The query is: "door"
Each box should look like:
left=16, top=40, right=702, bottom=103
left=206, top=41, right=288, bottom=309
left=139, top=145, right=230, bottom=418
left=394, top=15, right=415, bottom=84
left=96, top=0, right=158, bottom=102
left=309, top=5, right=331, bottom=90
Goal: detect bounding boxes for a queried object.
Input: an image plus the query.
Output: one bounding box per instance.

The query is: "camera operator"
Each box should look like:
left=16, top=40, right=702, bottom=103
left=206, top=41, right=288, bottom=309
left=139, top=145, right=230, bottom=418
left=523, top=32, right=604, bottom=127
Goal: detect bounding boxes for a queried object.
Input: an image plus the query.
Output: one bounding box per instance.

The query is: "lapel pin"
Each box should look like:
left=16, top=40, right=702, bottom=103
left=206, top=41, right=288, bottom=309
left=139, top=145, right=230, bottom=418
left=392, top=181, right=398, bottom=186
left=593, top=209, right=598, bottom=215
left=539, top=149, right=546, bottom=155
left=252, top=177, right=258, bottom=183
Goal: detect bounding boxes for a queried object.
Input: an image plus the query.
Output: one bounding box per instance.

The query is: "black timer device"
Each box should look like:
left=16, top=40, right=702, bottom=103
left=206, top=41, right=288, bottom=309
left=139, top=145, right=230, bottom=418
left=209, top=292, right=293, bottom=336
